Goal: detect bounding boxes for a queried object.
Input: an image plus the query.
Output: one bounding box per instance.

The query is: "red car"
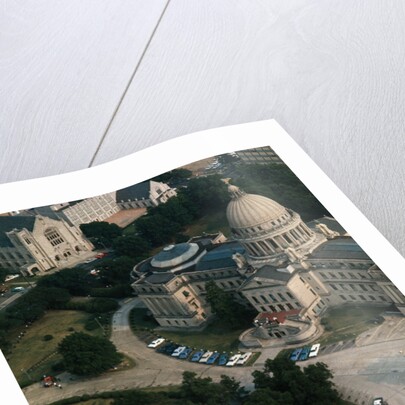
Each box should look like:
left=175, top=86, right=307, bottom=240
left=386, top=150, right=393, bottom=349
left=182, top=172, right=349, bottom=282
left=95, top=252, right=108, bottom=259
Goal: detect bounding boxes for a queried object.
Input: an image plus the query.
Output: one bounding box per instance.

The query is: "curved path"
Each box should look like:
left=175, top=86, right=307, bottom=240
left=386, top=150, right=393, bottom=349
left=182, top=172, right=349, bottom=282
left=23, top=300, right=405, bottom=405
left=23, top=298, right=254, bottom=405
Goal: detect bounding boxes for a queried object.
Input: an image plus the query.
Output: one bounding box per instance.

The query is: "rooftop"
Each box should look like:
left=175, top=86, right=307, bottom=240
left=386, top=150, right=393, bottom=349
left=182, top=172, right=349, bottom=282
left=195, top=241, right=244, bottom=271
left=307, top=216, right=348, bottom=235
left=116, top=181, right=151, bottom=202
left=253, top=265, right=295, bottom=282
left=0, top=216, right=36, bottom=247
left=309, top=237, right=370, bottom=260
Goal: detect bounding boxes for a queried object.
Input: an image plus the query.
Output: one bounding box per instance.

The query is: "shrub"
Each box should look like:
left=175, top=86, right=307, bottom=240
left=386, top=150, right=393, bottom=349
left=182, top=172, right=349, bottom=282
left=43, top=334, right=54, bottom=341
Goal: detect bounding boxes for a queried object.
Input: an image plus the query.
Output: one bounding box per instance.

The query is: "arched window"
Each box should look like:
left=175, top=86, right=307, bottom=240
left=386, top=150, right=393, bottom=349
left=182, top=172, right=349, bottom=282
left=45, top=228, right=64, bottom=246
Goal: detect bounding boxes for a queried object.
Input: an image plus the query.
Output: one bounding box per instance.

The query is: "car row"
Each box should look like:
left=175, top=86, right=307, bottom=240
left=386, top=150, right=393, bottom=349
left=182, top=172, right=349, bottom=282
left=290, top=343, right=321, bottom=362
left=147, top=337, right=252, bottom=366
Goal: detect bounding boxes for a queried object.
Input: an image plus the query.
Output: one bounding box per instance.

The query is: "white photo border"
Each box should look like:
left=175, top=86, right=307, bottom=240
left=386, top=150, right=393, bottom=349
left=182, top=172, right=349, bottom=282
left=0, top=119, right=404, bottom=403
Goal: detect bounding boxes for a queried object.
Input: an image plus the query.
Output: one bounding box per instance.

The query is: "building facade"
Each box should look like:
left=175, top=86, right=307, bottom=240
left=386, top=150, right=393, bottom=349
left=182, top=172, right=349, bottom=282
left=234, top=146, right=283, bottom=165
left=116, top=180, right=177, bottom=209
left=0, top=215, right=94, bottom=275
left=131, top=185, right=405, bottom=332
left=51, top=192, right=121, bottom=227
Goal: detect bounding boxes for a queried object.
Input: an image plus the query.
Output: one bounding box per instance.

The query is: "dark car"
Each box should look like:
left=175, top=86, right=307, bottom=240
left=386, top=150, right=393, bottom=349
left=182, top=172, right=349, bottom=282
left=298, top=347, right=310, bottom=361
left=206, top=352, right=220, bottom=365
left=190, top=350, right=205, bottom=362
left=218, top=353, right=228, bottom=366
left=290, top=348, right=302, bottom=362
left=178, top=347, right=192, bottom=359
left=157, top=342, right=177, bottom=354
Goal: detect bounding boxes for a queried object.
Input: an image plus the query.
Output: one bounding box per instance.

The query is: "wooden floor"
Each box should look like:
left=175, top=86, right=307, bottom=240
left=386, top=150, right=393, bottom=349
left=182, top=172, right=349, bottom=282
left=2, top=1, right=405, bottom=259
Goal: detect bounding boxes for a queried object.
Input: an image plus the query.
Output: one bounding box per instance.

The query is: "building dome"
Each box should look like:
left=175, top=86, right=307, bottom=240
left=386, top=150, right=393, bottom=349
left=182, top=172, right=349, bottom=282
left=226, top=185, right=322, bottom=265
left=151, top=243, right=200, bottom=269
left=227, top=187, right=287, bottom=229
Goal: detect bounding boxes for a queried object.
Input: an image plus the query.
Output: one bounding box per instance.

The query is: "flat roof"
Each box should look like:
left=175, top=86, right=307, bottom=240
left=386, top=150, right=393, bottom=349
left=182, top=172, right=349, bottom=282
left=309, top=237, right=370, bottom=260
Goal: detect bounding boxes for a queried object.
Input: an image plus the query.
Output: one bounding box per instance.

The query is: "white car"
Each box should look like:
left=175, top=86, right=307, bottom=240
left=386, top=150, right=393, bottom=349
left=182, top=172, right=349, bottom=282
left=147, top=338, right=165, bottom=348
left=199, top=351, right=213, bottom=363
left=171, top=346, right=187, bottom=357
left=308, top=343, right=321, bottom=358
left=226, top=354, right=241, bottom=367
left=236, top=352, right=252, bottom=365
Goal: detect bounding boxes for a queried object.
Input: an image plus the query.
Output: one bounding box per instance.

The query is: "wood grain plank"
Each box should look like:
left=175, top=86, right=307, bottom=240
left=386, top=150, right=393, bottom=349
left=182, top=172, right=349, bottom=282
left=93, top=0, right=405, bottom=256
left=0, top=0, right=168, bottom=183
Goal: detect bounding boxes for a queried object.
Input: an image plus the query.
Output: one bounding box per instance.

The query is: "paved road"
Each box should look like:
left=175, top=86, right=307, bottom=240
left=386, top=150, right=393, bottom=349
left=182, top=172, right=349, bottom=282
left=23, top=301, right=405, bottom=405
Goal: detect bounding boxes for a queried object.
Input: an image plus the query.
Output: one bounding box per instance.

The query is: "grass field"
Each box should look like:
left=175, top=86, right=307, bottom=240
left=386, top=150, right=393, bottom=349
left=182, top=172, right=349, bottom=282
left=157, top=321, right=243, bottom=353
left=319, top=304, right=390, bottom=345
left=8, top=310, right=106, bottom=386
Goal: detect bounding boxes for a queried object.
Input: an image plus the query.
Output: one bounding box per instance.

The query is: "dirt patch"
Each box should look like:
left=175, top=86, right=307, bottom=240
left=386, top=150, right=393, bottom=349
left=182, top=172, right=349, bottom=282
left=105, top=208, right=146, bottom=228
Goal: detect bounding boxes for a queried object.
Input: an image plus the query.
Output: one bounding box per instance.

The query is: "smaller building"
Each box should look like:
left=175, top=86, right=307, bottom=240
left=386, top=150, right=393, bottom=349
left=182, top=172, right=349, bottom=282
left=52, top=192, right=121, bottom=227
left=235, top=146, right=283, bottom=165
left=116, top=180, right=177, bottom=209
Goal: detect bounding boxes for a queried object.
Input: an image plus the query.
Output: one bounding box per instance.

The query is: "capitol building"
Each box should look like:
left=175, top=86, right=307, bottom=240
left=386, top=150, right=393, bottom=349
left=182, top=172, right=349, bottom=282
left=131, top=185, right=405, bottom=344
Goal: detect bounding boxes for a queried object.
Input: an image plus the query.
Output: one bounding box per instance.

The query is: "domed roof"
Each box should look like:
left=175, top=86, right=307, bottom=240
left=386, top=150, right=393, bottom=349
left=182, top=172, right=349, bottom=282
left=226, top=185, right=287, bottom=229
left=151, top=243, right=200, bottom=269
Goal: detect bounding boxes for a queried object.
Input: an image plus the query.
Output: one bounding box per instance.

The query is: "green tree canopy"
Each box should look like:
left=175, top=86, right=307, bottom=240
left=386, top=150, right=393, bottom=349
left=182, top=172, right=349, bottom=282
left=251, top=357, right=341, bottom=405
left=0, top=267, right=8, bottom=283
left=58, top=332, right=122, bottom=376
left=112, top=236, right=151, bottom=259
left=205, top=281, right=254, bottom=329
left=80, top=222, right=123, bottom=247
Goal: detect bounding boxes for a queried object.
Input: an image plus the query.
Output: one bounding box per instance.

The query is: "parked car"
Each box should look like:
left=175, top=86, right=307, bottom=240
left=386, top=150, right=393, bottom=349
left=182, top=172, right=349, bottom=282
left=290, top=348, right=302, bottom=362
left=178, top=347, right=192, bottom=359
left=190, top=350, right=205, bottom=362
left=218, top=353, right=228, bottom=366
left=171, top=346, right=187, bottom=357
left=373, top=398, right=384, bottom=405
left=308, top=343, right=321, bottom=358
left=236, top=352, right=252, bottom=365
left=298, top=347, right=310, bottom=361
left=11, top=286, right=25, bottom=292
left=147, top=338, right=165, bottom=348
left=206, top=352, right=220, bottom=365
left=95, top=252, right=108, bottom=259
left=199, top=351, right=213, bottom=363
left=226, top=354, right=241, bottom=367
left=164, top=344, right=179, bottom=355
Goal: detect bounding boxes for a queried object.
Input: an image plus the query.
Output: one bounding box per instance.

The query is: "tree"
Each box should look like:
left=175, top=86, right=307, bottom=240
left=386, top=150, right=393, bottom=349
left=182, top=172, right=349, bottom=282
left=0, top=268, right=8, bottom=283
left=205, top=281, right=253, bottom=328
left=179, top=371, right=241, bottom=405
left=58, top=332, right=122, bottom=376
left=80, top=222, right=123, bottom=247
left=250, top=357, right=341, bottom=405
left=113, top=236, right=151, bottom=259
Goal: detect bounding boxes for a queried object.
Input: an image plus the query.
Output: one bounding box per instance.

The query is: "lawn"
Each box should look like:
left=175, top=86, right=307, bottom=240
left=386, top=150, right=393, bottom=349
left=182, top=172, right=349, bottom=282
left=156, top=320, right=243, bottom=353
left=8, top=310, right=106, bottom=386
left=319, top=304, right=390, bottom=345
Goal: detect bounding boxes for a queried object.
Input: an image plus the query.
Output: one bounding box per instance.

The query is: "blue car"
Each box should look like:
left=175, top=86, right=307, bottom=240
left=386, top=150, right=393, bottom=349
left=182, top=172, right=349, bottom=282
left=298, top=347, right=310, bottom=361
left=206, top=352, right=220, bottom=365
left=290, top=348, right=302, bottom=362
left=178, top=347, right=192, bottom=359
left=218, top=353, right=228, bottom=366
left=190, top=350, right=205, bottom=362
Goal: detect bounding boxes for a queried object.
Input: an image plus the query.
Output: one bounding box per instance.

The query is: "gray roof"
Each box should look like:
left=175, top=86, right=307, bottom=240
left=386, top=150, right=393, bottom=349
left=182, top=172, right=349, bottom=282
left=196, top=241, right=244, bottom=271
left=28, top=206, right=72, bottom=225
left=144, top=272, right=175, bottom=284
left=116, top=181, right=151, bottom=202
left=0, top=216, right=36, bottom=247
left=253, top=265, right=293, bottom=282
left=309, top=237, right=370, bottom=260
left=307, top=216, right=347, bottom=235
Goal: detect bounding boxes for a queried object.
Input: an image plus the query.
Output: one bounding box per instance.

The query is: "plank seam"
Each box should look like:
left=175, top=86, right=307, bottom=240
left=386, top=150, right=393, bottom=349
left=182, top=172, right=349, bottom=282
left=88, top=0, right=172, bottom=167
